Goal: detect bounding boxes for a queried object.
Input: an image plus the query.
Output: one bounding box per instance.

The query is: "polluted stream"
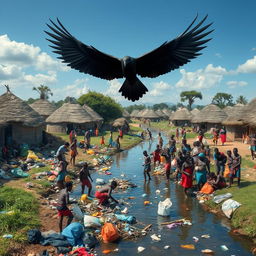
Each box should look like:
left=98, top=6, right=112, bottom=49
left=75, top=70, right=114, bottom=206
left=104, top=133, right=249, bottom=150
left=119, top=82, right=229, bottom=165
left=72, top=131, right=253, bottom=255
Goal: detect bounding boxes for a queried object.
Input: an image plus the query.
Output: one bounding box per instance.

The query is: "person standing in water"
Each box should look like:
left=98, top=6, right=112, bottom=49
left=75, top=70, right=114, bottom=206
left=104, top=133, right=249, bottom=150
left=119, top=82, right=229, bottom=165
left=143, top=150, right=151, bottom=181
left=79, top=162, right=93, bottom=196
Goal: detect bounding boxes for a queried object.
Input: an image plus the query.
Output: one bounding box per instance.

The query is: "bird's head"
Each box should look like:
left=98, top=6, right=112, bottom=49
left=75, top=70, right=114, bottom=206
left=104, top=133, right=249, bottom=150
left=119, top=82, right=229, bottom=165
left=122, top=56, right=134, bottom=65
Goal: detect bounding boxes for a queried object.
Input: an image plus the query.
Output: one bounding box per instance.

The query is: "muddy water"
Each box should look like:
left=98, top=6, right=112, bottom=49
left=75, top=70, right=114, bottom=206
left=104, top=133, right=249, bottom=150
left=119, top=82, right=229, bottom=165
left=73, top=132, right=253, bottom=256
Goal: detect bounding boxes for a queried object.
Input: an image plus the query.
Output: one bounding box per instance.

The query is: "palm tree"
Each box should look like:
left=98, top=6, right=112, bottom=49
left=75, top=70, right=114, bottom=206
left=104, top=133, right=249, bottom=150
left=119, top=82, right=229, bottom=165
left=33, top=85, right=53, bottom=100
left=236, top=95, right=248, bottom=105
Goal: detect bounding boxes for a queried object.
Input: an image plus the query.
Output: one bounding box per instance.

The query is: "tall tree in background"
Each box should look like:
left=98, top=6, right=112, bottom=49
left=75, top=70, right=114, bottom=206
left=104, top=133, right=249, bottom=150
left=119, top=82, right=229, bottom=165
left=180, top=91, right=202, bottom=110
left=152, top=103, right=169, bottom=111
left=78, top=91, right=122, bottom=122
left=33, top=85, right=53, bottom=99
left=236, top=95, right=248, bottom=105
left=212, top=92, right=234, bottom=108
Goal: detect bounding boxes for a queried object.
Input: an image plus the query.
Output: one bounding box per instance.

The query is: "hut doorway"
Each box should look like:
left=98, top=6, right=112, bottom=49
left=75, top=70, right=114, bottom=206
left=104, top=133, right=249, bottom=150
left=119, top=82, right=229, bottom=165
left=66, top=123, right=74, bottom=134
left=4, top=124, right=13, bottom=146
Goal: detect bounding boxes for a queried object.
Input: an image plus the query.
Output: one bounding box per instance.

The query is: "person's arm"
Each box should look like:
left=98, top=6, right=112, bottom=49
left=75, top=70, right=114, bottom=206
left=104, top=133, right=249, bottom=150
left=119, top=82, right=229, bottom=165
left=88, top=171, right=93, bottom=182
left=108, top=187, right=118, bottom=203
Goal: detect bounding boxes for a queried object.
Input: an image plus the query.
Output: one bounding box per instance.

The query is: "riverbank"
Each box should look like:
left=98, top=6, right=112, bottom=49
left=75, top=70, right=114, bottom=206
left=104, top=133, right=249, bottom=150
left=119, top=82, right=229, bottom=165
left=0, top=126, right=144, bottom=255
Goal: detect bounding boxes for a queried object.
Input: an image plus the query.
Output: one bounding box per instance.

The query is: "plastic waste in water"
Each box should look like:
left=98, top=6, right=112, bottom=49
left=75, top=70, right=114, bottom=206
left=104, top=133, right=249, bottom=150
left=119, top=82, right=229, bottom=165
left=220, top=245, right=229, bottom=251
left=164, top=245, right=170, bottom=249
left=193, top=236, right=199, bottom=242
left=150, top=234, right=161, bottom=241
left=137, top=246, right=145, bottom=253
left=201, top=234, right=210, bottom=238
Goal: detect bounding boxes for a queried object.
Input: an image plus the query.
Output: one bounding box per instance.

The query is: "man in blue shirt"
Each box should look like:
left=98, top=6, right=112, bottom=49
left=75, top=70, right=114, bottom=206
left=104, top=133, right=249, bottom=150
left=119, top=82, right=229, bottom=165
left=56, top=142, right=70, bottom=163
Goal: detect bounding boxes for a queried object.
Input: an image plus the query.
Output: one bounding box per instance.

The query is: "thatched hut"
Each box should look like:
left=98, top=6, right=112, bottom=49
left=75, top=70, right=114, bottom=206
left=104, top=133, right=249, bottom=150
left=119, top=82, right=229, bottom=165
left=155, top=109, right=168, bottom=120
left=82, top=104, right=104, bottom=128
left=222, top=104, right=246, bottom=141
left=30, top=99, right=57, bottom=120
left=46, top=103, right=96, bottom=134
left=192, top=104, right=227, bottom=131
left=171, top=108, right=192, bottom=126
left=191, top=108, right=200, bottom=117
left=243, top=98, right=256, bottom=135
left=112, top=117, right=130, bottom=133
left=162, top=108, right=172, bottom=117
left=130, top=109, right=140, bottom=119
left=223, top=106, right=233, bottom=116
left=136, top=109, right=147, bottom=120
left=0, top=91, right=44, bottom=146
left=140, top=109, right=160, bottom=121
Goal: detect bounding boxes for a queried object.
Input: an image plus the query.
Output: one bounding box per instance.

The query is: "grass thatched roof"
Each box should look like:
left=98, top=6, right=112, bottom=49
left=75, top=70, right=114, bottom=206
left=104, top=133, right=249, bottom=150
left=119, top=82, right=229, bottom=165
left=222, top=104, right=246, bottom=125
left=141, top=109, right=160, bottom=119
left=155, top=109, right=168, bottom=118
left=82, top=104, right=103, bottom=122
left=122, top=109, right=130, bottom=118
left=130, top=109, right=140, bottom=117
left=30, top=99, right=57, bottom=118
left=243, top=98, right=256, bottom=126
left=191, top=108, right=200, bottom=116
left=112, top=117, right=129, bottom=127
left=223, top=106, right=233, bottom=116
left=0, top=91, right=44, bottom=127
left=162, top=108, right=172, bottom=117
left=192, top=104, right=227, bottom=123
left=46, top=103, right=94, bottom=124
left=171, top=108, right=192, bottom=121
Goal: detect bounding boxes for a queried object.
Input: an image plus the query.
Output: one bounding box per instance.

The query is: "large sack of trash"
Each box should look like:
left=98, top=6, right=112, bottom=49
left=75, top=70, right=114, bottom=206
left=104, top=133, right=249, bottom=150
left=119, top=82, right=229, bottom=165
left=101, top=222, right=120, bottom=243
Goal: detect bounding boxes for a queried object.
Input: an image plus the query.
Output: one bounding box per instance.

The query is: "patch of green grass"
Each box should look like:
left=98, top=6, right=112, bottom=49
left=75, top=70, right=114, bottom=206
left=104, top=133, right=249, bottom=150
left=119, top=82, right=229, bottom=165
left=242, top=157, right=255, bottom=168
left=0, top=186, right=40, bottom=255
left=205, top=181, right=256, bottom=237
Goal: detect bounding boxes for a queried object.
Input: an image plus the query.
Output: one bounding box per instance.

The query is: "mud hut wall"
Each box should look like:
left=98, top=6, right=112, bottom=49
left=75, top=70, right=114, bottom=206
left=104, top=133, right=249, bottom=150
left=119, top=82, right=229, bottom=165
left=47, top=124, right=66, bottom=133
left=0, top=127, right=4, bottom=147
left=226, top=125, right=246, bottom=141
left=174, top=120, right=191, bottom=127
left=12, top=125, right=43, bottom=145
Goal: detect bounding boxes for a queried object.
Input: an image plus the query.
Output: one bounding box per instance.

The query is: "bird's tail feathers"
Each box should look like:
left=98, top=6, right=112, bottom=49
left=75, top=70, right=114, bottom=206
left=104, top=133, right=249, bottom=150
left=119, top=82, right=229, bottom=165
left=119, top=77, right=148, bottom=102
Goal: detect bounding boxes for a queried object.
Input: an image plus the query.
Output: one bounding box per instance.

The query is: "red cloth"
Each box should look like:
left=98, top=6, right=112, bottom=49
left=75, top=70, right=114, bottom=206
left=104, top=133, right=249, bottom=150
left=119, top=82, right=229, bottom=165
left=70, top=247, right=93, bottom=256
left=82, top=178, right=92, bottom=188
left=165, top=163, right=171, bottom=172
left=220, top=134, right=226, bottom=143
left=198, top=135, right=203, bottom=143
left=95, top=191, right=109, bottom=204
left=57, top=208, right=73, bottom=217
left=181, top=167, right=193, bottom=188
left=153, top=151, right=161, bottom=163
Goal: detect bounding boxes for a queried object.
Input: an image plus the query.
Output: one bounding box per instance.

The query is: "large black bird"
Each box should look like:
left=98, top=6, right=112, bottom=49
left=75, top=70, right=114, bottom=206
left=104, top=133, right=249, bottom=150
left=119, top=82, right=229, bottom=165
left=45, top=15, right=213, bottom=101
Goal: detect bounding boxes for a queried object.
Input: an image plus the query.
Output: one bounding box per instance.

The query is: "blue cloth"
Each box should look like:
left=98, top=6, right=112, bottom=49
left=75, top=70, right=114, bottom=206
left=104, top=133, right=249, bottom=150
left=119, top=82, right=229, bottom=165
left=198, top=153, right=205, bottom=157
left=169, top=146, right=176, bottom=153
left=56, top=170, right=67, bottom=182
left=195, top=170, right=207, bottom=185
left=62, top=222, right=84, bottom=246
left=40, top=233, right=71, bottom=247
left=115, top=214, right=136, bottom=224
left=251, top=145, right=256, bottom=152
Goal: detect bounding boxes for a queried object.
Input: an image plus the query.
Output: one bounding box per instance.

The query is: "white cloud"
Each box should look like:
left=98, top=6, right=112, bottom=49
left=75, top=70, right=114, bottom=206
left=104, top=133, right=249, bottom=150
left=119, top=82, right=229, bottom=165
left=149, top=81, right=172, bottom=96
left=251, top=48, right=256, bottom=51
left=175, top=64, right=227, bottom=89
left=52, top=78, right=89, bottom=100
left=226, top=80, right=248, bottom=88
left=0, top=34, right=67, bottom=71
left=237, top=56, right=256, bottom=73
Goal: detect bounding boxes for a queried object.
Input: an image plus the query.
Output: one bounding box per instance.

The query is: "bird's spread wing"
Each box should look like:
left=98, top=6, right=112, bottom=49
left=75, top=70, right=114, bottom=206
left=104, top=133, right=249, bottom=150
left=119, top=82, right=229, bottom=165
left=136, top=15, right=214, bottom=78
left=45, top=19, right=123, bottom=80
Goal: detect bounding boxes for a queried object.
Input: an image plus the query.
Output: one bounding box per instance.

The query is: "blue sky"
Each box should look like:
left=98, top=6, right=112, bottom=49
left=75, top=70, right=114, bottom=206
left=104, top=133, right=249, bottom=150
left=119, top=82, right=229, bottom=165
left=0, top=0, right=256, bottom=106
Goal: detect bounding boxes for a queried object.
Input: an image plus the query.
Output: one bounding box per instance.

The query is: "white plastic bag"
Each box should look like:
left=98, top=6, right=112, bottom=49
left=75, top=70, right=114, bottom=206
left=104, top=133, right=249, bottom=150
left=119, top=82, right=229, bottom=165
left=96, top=178, right=105, bottom=185
left=72, top=205, right=84, bottom=221
left=157, top=198, right=172, bottom=216
left=84, top=215, right=102, bottom=227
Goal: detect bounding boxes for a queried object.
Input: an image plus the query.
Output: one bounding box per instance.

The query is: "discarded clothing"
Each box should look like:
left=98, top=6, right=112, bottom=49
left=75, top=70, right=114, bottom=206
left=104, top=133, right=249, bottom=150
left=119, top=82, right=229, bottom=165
left=82, top=233, right=98, bottom=248
left=213, top=193, right=232, bottom=204
left=11, top=168, right=29, bottom=178
left=62, top=222, right=84, bottom=246
left=27, top=229, right=43, bottom=244
left=221, top=199, right=241, bottom=219
left=167, top=222, right=183, bottom=229
left=115, top=214, right=136, bottom=224
left=40, top=233, right=71, bottom=247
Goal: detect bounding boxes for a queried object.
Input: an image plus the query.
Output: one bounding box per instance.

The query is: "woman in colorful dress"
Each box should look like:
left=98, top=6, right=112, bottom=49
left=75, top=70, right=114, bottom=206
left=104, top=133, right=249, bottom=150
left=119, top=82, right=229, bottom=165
left=219, top=126, right=227, bottom=146
left=181, top=152, right=194, bottom=194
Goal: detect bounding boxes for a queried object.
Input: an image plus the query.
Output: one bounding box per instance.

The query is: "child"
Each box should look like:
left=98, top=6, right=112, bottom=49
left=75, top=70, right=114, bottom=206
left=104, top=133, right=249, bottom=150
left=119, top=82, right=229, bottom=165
left=143, top=150, right=152, bottom=181
left=100, top=135, right=105, bottom=146
left=229, top=148, right=241, bottom=187
left=152, top=145, right=161, bottom=169
left=79, top=162, right=93, bottom=196
left=205, top=145, right=211, bottom=160
left=95, top=180, right=119, bottom=206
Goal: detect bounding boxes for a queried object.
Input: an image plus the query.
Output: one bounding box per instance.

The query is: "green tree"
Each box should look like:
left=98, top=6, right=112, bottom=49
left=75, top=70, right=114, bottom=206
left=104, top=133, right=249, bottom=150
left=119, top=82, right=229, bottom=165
left=64, top=96, right=77, bottom=103
left=125, top=104, right=146, bottom=113
left=152, top=103, right=169, bottom=111
left=26, top=97, right=37, bottom=104
left=236, top=95, right=248, bottom=105
left=33, top=85, right=53, bottom=99
left=180, top=90, right=202, bottom=110
left=212, top=92, right=234, bottom=108
left=176, top=102, right=185, bottom=109
left=77, top=91, right=123, bottom=122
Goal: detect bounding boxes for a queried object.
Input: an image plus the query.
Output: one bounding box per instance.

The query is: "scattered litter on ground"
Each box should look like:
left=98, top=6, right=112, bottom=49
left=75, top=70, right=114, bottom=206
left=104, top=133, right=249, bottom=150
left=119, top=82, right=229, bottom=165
left=180, top=244, right=195, bottom=250
left=213, top=193, right=232, bottom=204
left=137, top=246, right=145, bottom=253
left=221, top=199, right=241, bottom=219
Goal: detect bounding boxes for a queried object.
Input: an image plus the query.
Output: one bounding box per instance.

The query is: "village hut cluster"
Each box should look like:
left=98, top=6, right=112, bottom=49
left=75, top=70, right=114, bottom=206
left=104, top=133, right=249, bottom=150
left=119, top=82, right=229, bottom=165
left=0, top=89, right=105, bottom=149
